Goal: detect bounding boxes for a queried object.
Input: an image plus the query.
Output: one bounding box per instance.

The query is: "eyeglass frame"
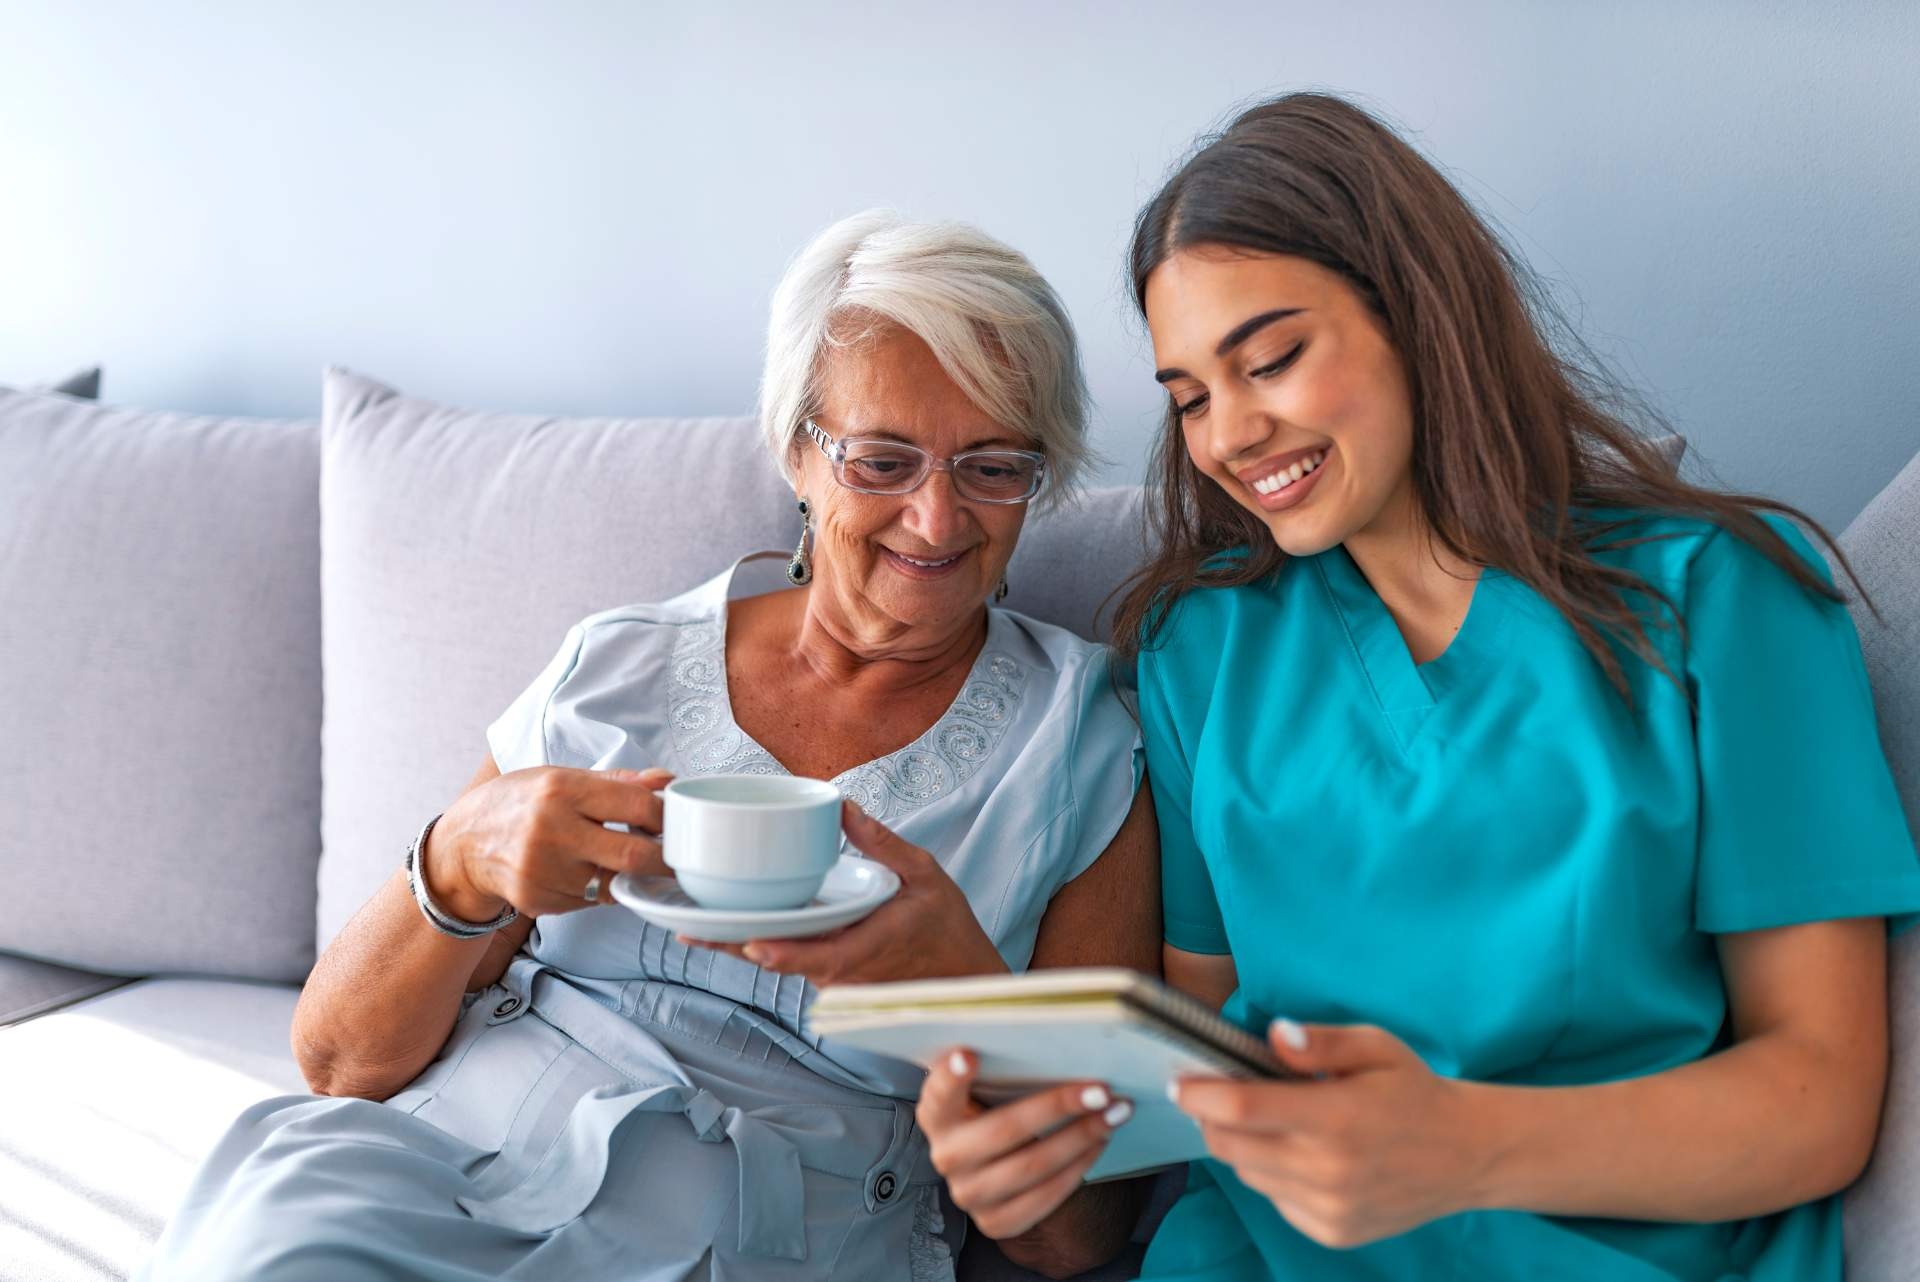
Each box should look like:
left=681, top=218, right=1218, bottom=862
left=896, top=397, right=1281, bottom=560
left=799, top=419, right=1048, bottom=505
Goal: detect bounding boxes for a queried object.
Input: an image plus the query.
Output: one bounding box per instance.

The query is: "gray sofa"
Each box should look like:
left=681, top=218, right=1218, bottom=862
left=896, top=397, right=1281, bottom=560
left=0, top=368, right=1914, bottom=1280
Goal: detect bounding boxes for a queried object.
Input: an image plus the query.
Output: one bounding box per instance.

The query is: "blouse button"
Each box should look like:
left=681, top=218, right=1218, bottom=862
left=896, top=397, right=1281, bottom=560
left=873, top=1171, right=897, bottom=1203
left=491, top=995, right=523, bottom=1021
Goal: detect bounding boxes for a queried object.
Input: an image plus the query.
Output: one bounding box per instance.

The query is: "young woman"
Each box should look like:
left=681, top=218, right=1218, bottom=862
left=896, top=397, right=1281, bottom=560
left=914, top=93, right=1919, bottom=1280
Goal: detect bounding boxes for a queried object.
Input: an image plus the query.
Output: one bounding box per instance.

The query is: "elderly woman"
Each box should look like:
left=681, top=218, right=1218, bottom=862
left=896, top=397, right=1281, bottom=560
left=134, top=211, right=1158, bottom=1282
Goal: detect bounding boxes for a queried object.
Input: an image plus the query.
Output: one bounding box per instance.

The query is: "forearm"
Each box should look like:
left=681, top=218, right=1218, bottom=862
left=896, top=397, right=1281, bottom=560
left=291, top=865, right=497, bottom=1099
left=997, top=1176, right=1145, bottom=1279
left=1467, top=1031, right=1881, bottom=1222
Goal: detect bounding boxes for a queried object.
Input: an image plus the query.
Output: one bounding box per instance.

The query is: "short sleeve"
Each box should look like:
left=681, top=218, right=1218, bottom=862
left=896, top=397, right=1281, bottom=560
left=1137, top=641, right=1231, bottom=954
left=1688, top=518, right=1920, bottom=935
left=1059, top=647, right=1146, bottom=888
left=485, top=622, right=588, bottom=775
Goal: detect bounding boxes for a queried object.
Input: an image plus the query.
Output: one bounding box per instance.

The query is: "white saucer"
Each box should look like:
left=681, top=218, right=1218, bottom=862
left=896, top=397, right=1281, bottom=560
left=610, top=854, right=901, bottom=943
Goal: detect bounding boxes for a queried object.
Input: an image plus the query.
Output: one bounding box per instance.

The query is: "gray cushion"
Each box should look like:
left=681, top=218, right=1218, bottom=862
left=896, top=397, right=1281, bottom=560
left=1841, top=448, right=1920, bottom=840
left=14, top=366, right=102, bottom=400
left=1649, top=432, right=1687, bottom=471
left=1840, top=447, right=1920, bottom=1282
left=315, top=368, right=1153, bottom=951
left=0, top=389, right=321, bottom=982
left=1001, top=486, right=1146, bottom=643
left=317, top=369, right=792, bottom=950
left=0, top=953, right=127, bottom=1027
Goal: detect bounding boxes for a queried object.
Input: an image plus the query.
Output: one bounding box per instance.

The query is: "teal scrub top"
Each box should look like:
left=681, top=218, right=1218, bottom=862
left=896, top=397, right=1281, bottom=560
left=1133, top=513, right=1920, bottom=1282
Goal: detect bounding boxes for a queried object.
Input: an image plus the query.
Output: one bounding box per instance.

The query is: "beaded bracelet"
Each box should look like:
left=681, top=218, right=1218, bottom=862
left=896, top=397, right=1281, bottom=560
left=404, top=813, right=519, bottom=938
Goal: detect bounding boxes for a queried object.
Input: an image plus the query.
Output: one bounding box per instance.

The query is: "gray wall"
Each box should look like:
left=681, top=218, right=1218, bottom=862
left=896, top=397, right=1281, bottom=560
left=2, top=0, right=1914, bottom=530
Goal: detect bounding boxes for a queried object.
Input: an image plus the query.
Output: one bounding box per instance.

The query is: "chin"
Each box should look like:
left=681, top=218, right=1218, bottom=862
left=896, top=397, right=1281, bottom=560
left=1255, top=509, right=1341, bottom=558
left=879, top=580, right=987, bottom=623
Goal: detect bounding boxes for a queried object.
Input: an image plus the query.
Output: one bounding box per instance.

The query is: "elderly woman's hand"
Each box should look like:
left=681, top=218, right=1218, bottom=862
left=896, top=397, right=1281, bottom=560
left=424, top=765, right=675, bottom=921
left=683, top=802, right=1009, bottom=984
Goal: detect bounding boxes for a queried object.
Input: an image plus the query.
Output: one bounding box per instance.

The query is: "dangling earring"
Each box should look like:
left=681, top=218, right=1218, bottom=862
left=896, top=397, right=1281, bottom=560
left=994, top=577, right=1009, bottom=603
left=787, top=498, right=813, bottom=586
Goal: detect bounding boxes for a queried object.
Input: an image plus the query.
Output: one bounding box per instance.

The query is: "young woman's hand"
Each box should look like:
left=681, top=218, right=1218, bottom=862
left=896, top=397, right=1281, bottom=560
left=680, top=802, right=1008, bottom=984
left=1169, top=1020, right=1490, bottom=1248
left=917, top=1047, right=1133, bottom=1239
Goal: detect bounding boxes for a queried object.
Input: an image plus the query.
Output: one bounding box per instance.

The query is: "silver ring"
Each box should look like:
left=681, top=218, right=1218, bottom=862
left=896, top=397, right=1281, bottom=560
left=582, top=872, right=604, bottom=903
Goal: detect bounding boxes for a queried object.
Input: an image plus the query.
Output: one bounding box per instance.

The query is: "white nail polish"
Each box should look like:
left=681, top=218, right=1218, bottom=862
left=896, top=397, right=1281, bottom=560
left=1273, top=1018, right=1310, bottom=1051
left=1165, top=1079, right=1181, bottom=1104
left=948, top=1051, right=967, bottom=1076
left=1102, top=1100, right=1133, bottom=1127
left=1080, top=1085, right=1110, bottom=1111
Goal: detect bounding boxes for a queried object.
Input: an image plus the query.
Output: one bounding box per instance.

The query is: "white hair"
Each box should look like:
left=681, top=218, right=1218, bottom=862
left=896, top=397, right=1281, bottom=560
left=758, top=209, right=1093, bottom=508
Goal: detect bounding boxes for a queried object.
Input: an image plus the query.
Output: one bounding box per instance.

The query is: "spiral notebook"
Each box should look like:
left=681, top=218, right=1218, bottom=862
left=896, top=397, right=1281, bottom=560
left=808, top=967, right=1292, bottom=1182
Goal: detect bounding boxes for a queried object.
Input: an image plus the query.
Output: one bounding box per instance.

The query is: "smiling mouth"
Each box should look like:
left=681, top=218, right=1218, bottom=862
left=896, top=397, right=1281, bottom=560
left=882, top=547, right=970, bottom=577
left=1244, top=448, right=1327, bottom=496
left=1234, top=447, right=1331, bottom=514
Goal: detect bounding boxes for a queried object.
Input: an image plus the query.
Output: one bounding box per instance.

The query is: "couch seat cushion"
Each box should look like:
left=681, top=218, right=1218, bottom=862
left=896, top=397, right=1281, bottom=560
left=0, top=978, right=303, bottom=1281
left=0, top=953, right=128, bottom=1026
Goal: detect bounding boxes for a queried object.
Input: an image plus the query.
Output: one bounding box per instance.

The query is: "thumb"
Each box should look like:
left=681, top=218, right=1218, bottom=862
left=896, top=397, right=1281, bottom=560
left=842, top=801, right=931, bottom=878
left=1266, top=1019, right=1407, bottom=1078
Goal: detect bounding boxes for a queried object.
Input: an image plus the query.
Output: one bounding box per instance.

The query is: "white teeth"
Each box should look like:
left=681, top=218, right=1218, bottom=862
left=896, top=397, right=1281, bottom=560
left=1249, top=451, right=1326, bottom=496
left=896, top=551, right=959, bottom=568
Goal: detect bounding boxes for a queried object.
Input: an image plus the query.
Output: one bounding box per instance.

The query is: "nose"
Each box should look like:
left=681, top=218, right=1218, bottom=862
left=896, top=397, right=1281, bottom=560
left=1199, top=387, right=1272, bottom=467
left=899, top=469, right=971, bottom=547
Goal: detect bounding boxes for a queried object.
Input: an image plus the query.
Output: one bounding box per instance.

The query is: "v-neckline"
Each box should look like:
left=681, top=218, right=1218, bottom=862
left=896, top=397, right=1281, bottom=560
left=1313, top=545, right=1507, bottom=752
left=713, top=552, right=1006, bottom=790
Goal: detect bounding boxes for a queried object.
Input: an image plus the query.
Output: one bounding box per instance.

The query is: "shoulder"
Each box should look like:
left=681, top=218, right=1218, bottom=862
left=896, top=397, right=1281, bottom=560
left=988, top=608, right=1126, bottom=721
left=562, top=567, right=731, bottom=652
left=990, top=606, right=1109, bottom=676
left=1579, top=507, right=1835, bottom=600
left=1134, top=551, right=1310, bottom=674
left=524, top=569, right=735, bottom=707
left=987, top=608, right=1137, bottom=745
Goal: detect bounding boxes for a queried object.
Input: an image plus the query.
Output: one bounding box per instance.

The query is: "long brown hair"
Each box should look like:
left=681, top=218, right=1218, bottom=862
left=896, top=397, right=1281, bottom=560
left=1113, top=92, right=1864, bottom=699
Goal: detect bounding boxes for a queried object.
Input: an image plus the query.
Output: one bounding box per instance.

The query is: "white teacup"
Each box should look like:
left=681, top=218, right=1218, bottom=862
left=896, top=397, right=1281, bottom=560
left=661, top=774, right=844, bottom=911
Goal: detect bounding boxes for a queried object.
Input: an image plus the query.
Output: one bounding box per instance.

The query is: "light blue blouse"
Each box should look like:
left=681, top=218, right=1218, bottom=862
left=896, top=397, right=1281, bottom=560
left=1134, top=514, right=1920, bottom=1282
left=136, top=552, right=1142, bottom=1282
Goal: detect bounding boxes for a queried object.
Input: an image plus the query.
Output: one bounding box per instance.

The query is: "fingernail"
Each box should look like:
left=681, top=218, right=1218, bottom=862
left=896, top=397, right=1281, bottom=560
left=1080, top=1085, right=1110, bottom=1111
left=1273, top=1018, right=1309, bottom=1051
left=947, top=1051, right=968, bottom=1076
left=1165, top=1079, right=1182, bottom=1104
left=1102, top=1100, right=1133, bottom=1127
left=742, top=943, right=764, bottom=964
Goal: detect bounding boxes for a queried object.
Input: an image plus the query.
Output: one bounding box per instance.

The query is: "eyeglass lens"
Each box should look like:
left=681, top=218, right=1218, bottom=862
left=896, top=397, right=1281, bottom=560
left=840, top=439, right=1040, bottom=501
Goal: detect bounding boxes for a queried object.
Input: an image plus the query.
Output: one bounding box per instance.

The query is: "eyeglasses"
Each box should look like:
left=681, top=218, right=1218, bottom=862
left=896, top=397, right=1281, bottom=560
left=801, top=419, right=1047, bottom=505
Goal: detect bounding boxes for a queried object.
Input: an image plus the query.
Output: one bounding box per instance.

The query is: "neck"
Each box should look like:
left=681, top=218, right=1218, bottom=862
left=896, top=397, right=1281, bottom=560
left=1341, top=480, right=1480, bottom=626
left=787, top=582, right=988, bottom=696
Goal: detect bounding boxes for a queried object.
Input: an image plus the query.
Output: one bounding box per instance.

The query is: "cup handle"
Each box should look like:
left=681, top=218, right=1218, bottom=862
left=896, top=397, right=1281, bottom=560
left=602, top=790, right=671, bottom=837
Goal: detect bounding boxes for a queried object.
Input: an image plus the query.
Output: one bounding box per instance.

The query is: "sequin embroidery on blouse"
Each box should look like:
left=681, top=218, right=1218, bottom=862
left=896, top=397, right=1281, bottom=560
left=666, top=613, right=1029, bottom=824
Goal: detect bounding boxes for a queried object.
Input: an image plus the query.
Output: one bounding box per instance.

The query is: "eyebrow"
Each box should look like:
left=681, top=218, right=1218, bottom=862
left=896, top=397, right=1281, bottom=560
left=1154, top=308, right=1306, bottom=383
left=858, top=429, right=1026, bottom=451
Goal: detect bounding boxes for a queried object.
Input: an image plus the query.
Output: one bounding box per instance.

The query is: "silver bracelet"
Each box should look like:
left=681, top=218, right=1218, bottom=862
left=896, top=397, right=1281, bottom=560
left=405, top=813, right=518, bottom=939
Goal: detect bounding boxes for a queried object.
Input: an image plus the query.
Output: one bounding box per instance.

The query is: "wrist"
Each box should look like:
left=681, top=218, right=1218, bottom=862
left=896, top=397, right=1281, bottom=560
left=958, top=928, right=1010, bottom=979
left=421, top=822, right=508, bottom=923
left=1449, top=1079, right=1527, bottom=1214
